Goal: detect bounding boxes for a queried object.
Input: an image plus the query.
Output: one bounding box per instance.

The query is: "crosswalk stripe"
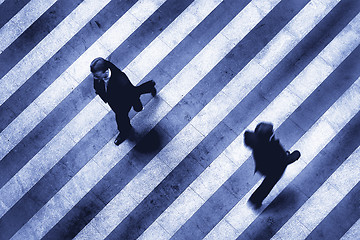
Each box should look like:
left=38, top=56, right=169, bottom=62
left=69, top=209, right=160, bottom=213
left=0, top=0, right=141, bottom=133
left=13, top=0, right=280, bottom=239
left=272, top=145, right=360, bottom=240
left=7, top=1, right=242, bottom=238
left=0, top=0, right=171, bottom=219
left=160, top=0, right=272, bottom=107
left=0, top=0, right=166, bottom=161
left=0, top=0, right=111, bottom=106
left=341, top=218, right=360, bottom=240
left=0, top=0, right=58, bottom=53
left=171, top=4, right=360, bottom=237
left=122, top=0, right=223, bottom=84
left=75, top=0, right=286, bottom=238
left=140, top=0, right=342, bottom=238
left=42, top=0, right=259, bottom=237
left=204, top=72, right=360, bottom=239
left=0, top=0, right=221, bottom=223
left=0, top=2, right=225, bottom=228
left=1, top=0, right=359, bottom=239
left=0, top=0, right=31, bottom=29
left=220, top=49, right=360, bottom=240
left=0, top=2, right=176, bottom=219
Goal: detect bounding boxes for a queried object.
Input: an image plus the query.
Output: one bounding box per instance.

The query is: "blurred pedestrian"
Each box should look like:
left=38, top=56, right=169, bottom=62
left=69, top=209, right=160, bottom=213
left=244, top=122, right=300, bottom=208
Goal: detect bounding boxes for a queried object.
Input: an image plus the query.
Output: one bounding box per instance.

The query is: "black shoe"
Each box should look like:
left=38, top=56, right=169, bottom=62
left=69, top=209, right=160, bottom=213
left=114, top=133, right=128, bottom=145
left=150, top=80, right=156, bottom=97
left=133, top=101, right=143, bottom=112
left=287, top=150, right=301, bottom=164
left=293, top=150, right=301, bottom=160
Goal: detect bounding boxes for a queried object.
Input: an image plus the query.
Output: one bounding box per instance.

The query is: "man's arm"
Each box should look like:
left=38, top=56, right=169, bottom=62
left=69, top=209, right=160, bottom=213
left=94, top=79, right=108, bottom=103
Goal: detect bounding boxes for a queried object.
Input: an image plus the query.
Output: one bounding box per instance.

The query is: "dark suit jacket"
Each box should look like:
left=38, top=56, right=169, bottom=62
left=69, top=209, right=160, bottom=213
left=245, top=131, right=287, bottom=176
left=253, top=137, right=287, bottom=176
left=94, top=61, right=137, bottom=113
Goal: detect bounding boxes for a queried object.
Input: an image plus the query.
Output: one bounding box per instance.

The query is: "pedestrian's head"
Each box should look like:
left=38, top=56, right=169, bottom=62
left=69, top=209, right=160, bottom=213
left=90, top=57, right=110, bottom=80
left=255, top=122, right=273, bottom=141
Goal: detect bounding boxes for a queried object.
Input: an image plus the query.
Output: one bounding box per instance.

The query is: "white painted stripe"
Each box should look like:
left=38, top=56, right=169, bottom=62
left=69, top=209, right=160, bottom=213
left=0, top=0, right=111, bottom=106
left=0, top=0, right=170, bottom=160
left=0, top=0, right=223, bottom=222
left=10, top=0, right=274, bottom=238
left=75, top=0, right=282, bottom=238
left=0, top=0, right=222, bottom=219
left=8, top=0, right=231, bottom=238
left=160, top=0, right=268, bottom=107
left=0, top=0, right=5, bottom=6
left=141, top=0, right=343, bottom=238
left=340, top=218, right=360, bottom=240
left=0, top=0, right=225, bottom=161
left=126, top=0, right=223, bottom=82
left=0, top=0, right=58, bottom=53
left=204, top=69, right=360, bottom=240
left=0, top=0, right=170, bottom=219
left=272, top=146, right=360, bottom=240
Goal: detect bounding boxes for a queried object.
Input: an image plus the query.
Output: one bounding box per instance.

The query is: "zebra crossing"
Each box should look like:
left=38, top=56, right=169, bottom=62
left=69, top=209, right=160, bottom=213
left=0, top=0, right=359, bottom=239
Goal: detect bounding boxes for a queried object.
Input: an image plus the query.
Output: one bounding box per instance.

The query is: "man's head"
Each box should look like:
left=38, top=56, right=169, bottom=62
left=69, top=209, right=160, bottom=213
left=90, top=57, right=110, bottom=80
left=255, top=122, right=274, bottom=141
left=244, top=131, right=258, bottom=149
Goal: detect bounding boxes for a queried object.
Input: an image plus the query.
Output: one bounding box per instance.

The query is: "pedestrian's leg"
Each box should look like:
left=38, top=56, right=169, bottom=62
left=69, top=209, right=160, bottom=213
left=249, top=172, right=282, bottom=208
left=137, top=80, right=156, bottom=96
left=114, top=111, right=131, bottom=145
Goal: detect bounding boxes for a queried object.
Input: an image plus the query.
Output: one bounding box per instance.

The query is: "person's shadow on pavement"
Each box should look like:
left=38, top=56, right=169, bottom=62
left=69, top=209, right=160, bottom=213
left=132, top=128, right=162, bottom=153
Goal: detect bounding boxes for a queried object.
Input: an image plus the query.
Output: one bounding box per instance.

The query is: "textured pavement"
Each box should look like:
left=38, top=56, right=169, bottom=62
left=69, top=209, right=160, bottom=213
left=0, top=0, right=360, bottom=239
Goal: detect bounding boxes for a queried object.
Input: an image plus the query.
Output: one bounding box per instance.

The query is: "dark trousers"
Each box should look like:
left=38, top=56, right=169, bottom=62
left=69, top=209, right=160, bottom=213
left=115, top=80, right=155, bottom=134
left=250, top=151, right=300, bottom=205
left=133, top=80, right=155, bottom=112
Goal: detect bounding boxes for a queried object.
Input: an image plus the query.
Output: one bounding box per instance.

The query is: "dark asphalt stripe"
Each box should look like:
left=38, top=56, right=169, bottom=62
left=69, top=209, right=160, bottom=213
left=0, top=0, right=196, bottom=239
left=306, top=181, right=360, bottom=240
left=0, top=0, right=137, bottom=132
left=237, top=110, right=360, bottom=240
left=0, top=0, right=141, bottom=188
left=104, top=1, right=310, bottom=239
left=173, top=1, right=360, bottom=238
left=0, top=0, right=84, bottom=78
left=0, top=0, right=31, bottom=28
left=43, top=0, right=259, bottom=239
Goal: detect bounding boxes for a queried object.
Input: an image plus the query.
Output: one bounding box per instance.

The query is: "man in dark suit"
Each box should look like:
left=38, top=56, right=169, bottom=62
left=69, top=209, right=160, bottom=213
left=90, top=57, right=156, bottom=145
left=244, top=122, right=301, bottom=208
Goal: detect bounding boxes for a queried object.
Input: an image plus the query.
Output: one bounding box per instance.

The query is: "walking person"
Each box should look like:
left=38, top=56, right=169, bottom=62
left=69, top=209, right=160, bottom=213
left=244, top=122, right=301, bottom=208
left=90, top=57, right=156, bottom=145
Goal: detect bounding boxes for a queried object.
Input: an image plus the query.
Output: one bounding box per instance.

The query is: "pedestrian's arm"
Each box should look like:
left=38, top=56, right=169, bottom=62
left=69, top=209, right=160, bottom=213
left=94, top=79, right=108, bottom=103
